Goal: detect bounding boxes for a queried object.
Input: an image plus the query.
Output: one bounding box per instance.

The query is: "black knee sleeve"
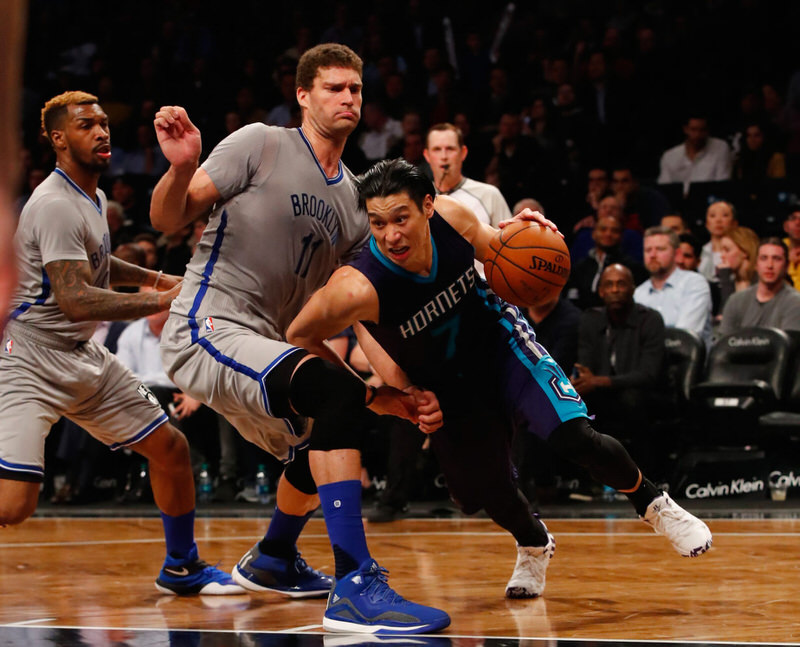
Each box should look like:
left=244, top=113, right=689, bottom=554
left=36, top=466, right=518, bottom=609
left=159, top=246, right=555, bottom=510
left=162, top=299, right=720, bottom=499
left=288, top=357, right=370, bottom=452
left=288, top=357, right=367, bottom=417
left=547, top=417, right=639, bottom=490
left=283, top=448, right=317, bottom=495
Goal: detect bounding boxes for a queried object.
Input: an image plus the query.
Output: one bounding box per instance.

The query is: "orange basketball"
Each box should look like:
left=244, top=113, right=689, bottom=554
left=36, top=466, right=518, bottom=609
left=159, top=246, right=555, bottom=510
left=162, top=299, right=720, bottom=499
left=484, top=221, right=570, bottom=307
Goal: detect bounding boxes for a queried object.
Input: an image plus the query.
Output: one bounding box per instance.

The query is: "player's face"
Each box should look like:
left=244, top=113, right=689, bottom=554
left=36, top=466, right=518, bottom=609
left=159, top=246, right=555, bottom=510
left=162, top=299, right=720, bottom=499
left=367, top=192, right=434, bottom=273
left=297, top=66, right=362, bottom=138
left=756, top=244, right=787, bottom=287
left=424, top=130, right=466, bottom=178
left=675, top=242, right=700, bottom=271
left=705, top=202, right=735, bottom=236
left=643, top=234, right=676, bottom=277
left=53, top=103, right=111, bottom=172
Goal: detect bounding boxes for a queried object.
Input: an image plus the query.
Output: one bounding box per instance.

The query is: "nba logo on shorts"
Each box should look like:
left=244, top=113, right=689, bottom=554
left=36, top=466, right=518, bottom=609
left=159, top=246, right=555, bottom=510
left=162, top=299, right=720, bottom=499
left=4, top=339, right=12, bottom=354
left=204, top=317, right=214, bottom=333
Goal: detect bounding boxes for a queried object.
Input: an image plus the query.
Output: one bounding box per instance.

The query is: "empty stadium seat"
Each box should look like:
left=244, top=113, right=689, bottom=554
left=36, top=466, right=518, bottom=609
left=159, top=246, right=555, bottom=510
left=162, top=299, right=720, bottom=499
left=691, top=327, right=793, bottom=414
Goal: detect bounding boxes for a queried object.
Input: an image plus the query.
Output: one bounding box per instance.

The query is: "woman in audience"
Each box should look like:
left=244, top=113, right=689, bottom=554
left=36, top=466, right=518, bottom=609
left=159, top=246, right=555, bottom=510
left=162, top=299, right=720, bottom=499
left=699, top=201, right=738, bottom=281
left=714, top=225, right=760, bottom=319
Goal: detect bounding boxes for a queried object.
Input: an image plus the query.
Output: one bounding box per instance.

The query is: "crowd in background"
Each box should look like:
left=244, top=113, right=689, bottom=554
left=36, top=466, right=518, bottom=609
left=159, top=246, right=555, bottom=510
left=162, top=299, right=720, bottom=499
left=12, top=0, right=800, bottom=508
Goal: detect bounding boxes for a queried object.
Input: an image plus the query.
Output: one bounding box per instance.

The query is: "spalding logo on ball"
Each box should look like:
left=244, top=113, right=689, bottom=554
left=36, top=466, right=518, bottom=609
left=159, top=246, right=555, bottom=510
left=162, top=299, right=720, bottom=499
left=484, top=221, right=571, bottom=307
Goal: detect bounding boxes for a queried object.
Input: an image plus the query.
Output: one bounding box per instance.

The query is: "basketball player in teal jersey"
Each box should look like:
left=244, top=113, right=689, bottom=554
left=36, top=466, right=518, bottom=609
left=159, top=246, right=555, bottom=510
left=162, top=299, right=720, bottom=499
left=151, top=44, right=449, bottom=634
left=0, top=91, right=243, bottom=596
left=288, top=159, right=713, bottom=601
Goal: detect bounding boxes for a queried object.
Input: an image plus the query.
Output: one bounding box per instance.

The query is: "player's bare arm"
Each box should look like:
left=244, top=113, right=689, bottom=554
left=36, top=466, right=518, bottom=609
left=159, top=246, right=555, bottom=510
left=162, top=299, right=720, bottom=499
left=150, top=106, right=220, bottom=234
left=46, top=259, right=180, bottom=322
left=434, top=195, right=497, bottom=262
left=287, top=266, right=379, bottom=362
left=353, top=322, right=443, bottom=433
left=109, top=256, right=182, bottom=290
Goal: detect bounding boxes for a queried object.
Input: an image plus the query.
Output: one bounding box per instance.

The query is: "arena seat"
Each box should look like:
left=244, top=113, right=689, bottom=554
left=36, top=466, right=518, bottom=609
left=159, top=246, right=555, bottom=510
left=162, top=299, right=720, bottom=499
left=663, top=327, right=706, bottom=405
left=691, top=327, right=793, bottom=415
left=758, top=330, right=800, bottom=436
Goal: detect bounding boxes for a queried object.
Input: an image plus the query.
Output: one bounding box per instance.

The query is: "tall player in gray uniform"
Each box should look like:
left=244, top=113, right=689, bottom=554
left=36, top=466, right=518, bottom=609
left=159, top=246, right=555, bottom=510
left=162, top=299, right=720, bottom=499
left=0, top=91, right=244, bottom=596
left=151, top=44, right=449, bottom=634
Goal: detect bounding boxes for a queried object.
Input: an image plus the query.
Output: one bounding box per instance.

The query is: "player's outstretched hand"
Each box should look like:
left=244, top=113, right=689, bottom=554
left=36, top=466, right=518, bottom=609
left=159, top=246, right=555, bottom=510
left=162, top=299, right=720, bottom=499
left=368, top=385, right=419, bottom=423
left=154, top=272, right=184, bottom=292
left=499, top=208, right=563, bottom=238
left=153, top=106, right=202, bottom=170
left=404, top=386, right=443, bottom=434
left=157, top=281, right=183, bottom=311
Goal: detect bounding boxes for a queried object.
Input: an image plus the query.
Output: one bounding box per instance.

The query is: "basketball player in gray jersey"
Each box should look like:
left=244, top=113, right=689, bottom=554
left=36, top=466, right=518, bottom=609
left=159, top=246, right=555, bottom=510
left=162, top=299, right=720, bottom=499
left=151, top=44, right=449, bottom=634
left=0, top=91, right=243, bottom=596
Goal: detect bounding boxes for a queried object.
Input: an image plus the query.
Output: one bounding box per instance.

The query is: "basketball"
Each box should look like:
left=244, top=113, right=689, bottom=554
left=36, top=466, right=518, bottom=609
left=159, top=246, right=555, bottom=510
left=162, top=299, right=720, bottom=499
left=483, top=221, right=571, bottom=307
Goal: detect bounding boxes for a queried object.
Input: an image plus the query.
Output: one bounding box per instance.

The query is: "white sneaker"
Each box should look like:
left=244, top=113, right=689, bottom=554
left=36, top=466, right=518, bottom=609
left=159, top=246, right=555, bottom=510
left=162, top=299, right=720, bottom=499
left=641, top=492, right=712, bottom=557
left=505, top=534, right=556, bottom=598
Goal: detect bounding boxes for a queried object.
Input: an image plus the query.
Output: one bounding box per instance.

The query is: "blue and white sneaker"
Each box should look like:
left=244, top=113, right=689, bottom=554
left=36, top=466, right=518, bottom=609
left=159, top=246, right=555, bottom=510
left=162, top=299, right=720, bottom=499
left=323, top=559, right=450, bottom=634
left=232, top=542, right=333, bottom=598
left=155, top=545, right=246, bottom=595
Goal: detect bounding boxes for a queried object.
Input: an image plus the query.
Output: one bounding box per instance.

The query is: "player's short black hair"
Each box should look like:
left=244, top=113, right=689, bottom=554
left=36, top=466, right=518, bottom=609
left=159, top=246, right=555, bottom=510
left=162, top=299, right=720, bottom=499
left=355, top=158, right=435, bottom=212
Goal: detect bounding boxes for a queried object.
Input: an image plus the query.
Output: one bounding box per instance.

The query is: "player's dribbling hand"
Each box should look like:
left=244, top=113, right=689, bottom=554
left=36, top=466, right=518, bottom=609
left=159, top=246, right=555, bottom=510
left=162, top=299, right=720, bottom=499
left=404, top=386, right=443, bottom=434
left=499, top=208, right=563, bottom=238
left=153, top=106, right=202, bottom=169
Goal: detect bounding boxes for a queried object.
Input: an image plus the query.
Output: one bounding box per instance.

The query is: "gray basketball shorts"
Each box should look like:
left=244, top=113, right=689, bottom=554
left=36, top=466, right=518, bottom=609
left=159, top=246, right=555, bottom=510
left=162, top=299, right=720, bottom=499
left=0, top=329, right=168, bottom=482
left=160, top=314, right=310, bottom=462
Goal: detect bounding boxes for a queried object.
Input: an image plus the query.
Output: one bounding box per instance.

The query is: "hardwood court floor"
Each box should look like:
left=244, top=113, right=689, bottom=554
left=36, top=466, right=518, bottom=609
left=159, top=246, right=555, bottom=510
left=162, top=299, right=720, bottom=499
left=1, top=515, right=800, bottom=644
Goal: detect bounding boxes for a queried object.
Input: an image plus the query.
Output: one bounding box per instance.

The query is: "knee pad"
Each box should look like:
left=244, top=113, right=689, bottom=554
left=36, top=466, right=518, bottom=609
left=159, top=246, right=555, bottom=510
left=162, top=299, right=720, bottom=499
left=288, top=357, right=366, bottom=419
left=283, top=448, right=317, bottom=495
left=308, top=408, right=370, bottom=452
left=288, top=357, right=371, bottom=452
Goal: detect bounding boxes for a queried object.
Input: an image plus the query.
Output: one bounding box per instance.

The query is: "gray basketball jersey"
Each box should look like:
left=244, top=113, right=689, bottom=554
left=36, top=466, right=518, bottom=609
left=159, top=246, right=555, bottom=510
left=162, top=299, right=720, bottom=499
left=170, top=124, right=370, bottom=339
left=9, top=169, right=111, bottom=343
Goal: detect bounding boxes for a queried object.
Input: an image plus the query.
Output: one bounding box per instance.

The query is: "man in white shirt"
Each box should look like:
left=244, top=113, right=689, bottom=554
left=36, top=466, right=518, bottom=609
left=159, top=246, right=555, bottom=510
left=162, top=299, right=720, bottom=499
left=634, top=226, right=712, bottom=346
left=424, top=122, right=512, bottom=227
left=657, top=115, right=732, bottom=194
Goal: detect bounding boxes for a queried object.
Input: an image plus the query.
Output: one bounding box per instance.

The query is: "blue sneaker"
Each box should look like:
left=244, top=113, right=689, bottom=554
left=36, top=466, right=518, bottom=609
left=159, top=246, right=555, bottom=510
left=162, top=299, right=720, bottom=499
left=323, top=559, right=450, bottom=634
left=232, top=542, right=332, bottom=598
left=155, top=545, right=246, bottom=595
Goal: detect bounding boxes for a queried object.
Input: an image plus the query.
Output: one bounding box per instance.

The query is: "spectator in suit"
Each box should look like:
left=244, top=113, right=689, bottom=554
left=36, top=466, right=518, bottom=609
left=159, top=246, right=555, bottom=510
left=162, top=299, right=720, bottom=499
left=634, top=226, right=712, bottom=346
left=574, top=264, right=666, bottom=475
left=719, top=238, right=800, bottom=335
